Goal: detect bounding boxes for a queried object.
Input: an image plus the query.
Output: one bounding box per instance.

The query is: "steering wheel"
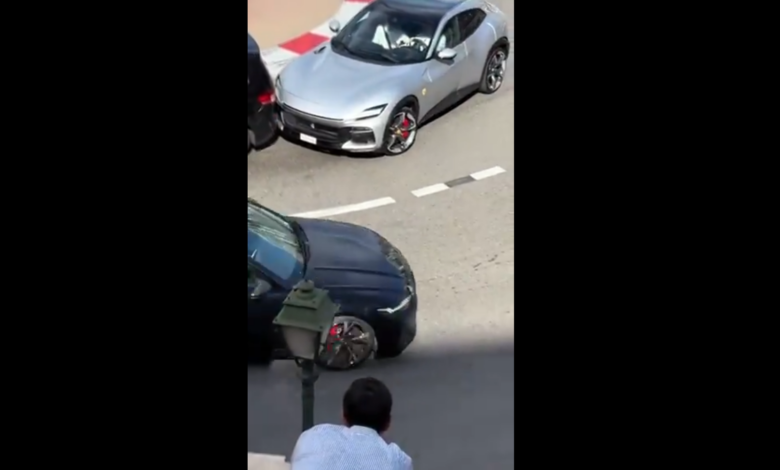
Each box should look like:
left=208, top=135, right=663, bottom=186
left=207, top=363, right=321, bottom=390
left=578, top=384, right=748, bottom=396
left=406, top=37, right=428, bottom=52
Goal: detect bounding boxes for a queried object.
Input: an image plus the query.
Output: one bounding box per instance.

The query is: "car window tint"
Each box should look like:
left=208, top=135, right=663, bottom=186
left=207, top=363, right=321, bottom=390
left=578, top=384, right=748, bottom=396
left=436, top=17, right=462, bottom=52
left=458, top=9, right=487, bottom=41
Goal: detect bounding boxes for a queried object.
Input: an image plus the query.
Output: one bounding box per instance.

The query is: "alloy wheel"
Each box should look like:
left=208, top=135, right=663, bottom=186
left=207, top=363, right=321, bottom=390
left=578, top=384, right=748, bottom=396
left=385, top=111, right=417, bottom=155
left=320, top=319, right=374, bottom=369
left=486, top=50, right=507, bottom=92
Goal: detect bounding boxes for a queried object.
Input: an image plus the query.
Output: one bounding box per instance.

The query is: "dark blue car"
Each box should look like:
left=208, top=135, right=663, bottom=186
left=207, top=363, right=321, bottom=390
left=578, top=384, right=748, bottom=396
left=247, top=198, right=417, bottom=370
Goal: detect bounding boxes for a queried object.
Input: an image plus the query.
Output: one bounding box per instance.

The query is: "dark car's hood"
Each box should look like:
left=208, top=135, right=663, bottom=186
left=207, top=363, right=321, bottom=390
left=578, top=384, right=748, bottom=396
left=291, top=218, right=405, bottom=299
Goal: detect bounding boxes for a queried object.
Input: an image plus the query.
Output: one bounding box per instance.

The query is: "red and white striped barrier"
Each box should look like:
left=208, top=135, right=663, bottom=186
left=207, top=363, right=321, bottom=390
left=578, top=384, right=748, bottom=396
left=261, top=0, right=374, bottom=77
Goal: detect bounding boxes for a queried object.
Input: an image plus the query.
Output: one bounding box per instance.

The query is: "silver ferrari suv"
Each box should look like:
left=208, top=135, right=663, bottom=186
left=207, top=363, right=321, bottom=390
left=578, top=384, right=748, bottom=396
left=274, top=0, right=509, bottom=156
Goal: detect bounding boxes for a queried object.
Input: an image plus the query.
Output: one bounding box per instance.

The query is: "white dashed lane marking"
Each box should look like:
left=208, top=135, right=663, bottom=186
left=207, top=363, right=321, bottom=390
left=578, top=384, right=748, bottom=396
left=411, top=183, right=449, bottom=198
left=411, top=166, right=506, bottom=197
left=291, top=197, right=396, bottom=218
left=288, top=166, right=507, bottom=218
left=471, top=166, right=507, bottom=181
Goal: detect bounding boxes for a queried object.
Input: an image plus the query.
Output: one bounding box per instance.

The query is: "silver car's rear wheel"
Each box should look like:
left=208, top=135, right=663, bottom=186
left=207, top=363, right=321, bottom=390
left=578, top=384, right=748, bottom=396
left=479, top=47, right=507, bottom=94
left=383, top=106, right=418, bottom=156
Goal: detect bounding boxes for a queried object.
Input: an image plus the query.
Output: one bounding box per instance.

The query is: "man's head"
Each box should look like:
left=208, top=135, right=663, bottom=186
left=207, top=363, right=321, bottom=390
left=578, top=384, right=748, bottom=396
left=342, top=377, right=393, bottom=434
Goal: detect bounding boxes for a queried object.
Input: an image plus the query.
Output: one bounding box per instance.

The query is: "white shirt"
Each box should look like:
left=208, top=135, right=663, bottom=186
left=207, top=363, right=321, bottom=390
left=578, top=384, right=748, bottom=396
left=290, top=424, right=412, bottom=470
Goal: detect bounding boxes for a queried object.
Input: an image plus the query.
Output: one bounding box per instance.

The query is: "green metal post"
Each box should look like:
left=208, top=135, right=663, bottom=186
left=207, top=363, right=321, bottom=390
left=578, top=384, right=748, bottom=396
left=300, top=359, right=319, bottom=432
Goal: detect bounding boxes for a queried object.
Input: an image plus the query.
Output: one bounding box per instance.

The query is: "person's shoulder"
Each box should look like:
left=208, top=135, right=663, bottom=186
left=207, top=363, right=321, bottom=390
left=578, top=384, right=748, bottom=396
left=388, top=442, right=413, bottom=469
left=299, top=423, right=346, bottom=439
left=293, top=424, right=348, bottom=456
left=308, top=423, right=345, bottom=433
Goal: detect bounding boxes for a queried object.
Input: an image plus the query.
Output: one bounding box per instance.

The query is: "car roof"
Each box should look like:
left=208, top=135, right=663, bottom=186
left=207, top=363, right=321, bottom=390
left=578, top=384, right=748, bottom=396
left=379, top=0, right=466, bottom=17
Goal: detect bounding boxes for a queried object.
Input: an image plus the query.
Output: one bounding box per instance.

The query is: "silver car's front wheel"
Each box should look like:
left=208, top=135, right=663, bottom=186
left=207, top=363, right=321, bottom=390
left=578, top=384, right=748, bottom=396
left=383, top=106, right=418, bottom=156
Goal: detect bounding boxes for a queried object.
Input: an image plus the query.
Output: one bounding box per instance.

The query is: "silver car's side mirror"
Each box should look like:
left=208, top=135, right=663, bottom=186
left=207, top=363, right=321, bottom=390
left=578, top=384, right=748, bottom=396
left=329, top=20, right=341, bottom=33
left=437, top=48, right=457, bottom=60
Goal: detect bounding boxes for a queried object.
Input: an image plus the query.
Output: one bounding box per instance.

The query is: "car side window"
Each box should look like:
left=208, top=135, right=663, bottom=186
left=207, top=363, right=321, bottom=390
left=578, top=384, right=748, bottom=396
left=457, top=9, right=487, bottom=41
left=435, top=17, right=462, bottom=53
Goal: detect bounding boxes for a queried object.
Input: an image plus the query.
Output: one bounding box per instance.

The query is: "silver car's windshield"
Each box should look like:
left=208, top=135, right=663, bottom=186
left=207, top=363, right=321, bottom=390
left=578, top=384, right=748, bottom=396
left=332, top=2, right=441, bottom=65
left=247, top=203, right=304, bottom=282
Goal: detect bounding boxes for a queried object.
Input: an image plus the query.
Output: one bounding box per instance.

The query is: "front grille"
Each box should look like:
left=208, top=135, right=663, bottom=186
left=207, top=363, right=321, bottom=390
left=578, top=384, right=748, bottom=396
left=279, top=105, right=376, bottom=148
left=280, top=104, right=341, bottom=122
left=282, top=111, right=343, bottom=139
left=349, top=127, right=375, bottom=145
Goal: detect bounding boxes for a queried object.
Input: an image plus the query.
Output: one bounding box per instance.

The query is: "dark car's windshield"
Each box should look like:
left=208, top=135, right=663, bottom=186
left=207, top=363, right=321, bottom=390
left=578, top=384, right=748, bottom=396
left=331, top=2, right=441, bottom=65
left=247, top=203, right=304, bottom=283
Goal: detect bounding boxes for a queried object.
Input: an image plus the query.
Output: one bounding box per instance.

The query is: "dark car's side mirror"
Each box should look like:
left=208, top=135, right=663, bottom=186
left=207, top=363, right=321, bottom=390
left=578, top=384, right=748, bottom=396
left=250, top=279, right=272, bottom=299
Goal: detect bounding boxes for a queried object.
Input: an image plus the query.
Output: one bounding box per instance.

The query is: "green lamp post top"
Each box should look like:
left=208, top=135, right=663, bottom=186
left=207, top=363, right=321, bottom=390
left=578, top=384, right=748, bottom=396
left=273, top=280, right=339, bottom=333
left=284, top=280, right=321, bottom=307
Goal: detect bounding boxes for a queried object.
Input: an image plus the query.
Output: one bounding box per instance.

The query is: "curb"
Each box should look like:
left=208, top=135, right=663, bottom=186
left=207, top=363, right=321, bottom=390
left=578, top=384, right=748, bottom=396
left=261, top=0, right=372, bottom=77
left=248, top=453, right=290, bottom=470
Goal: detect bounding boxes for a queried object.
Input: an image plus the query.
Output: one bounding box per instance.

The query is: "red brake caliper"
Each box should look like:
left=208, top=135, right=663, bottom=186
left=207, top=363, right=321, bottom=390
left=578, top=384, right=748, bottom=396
left=326, top=325, right=340, bottom=352
left=401, top=117, right=410, bottom=139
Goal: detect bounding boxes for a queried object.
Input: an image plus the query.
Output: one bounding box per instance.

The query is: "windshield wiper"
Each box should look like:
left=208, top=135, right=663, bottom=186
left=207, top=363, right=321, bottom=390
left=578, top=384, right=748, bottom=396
left=333, top=39, right=398, bottom=63
left=332, top=38, right=358, bottom=57
left=361, top=49, right=399, bottom=64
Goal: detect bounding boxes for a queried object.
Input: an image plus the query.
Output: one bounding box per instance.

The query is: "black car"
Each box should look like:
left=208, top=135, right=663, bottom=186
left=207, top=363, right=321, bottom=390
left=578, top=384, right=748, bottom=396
left=247, top=198, right=417, bottom=370
left=247, top=34, right=278, bottom=152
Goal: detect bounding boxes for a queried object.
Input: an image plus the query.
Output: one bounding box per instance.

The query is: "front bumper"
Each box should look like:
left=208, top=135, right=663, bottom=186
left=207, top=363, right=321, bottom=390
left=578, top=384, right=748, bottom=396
left=372, top=286, right=417, bottom=356
left=277, top=103, right=385, bottom=152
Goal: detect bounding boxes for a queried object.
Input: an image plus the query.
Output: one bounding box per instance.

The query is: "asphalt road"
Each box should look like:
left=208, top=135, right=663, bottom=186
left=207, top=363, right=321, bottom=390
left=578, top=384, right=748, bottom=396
left=248, top=1, right=515, bottom=468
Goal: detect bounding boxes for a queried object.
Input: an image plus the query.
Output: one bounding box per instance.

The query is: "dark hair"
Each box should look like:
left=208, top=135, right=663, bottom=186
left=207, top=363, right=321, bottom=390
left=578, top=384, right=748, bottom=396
left=342, top=377, right=393, bottom=432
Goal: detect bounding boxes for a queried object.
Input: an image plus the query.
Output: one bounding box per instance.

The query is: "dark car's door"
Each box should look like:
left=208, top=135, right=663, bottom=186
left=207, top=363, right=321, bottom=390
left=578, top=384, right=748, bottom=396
left=247, top=264, right=288, bottom=351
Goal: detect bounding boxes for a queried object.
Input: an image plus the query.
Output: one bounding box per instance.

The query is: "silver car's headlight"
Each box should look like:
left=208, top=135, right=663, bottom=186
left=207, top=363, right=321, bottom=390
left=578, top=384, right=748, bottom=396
left=354, top=104, right=386, bottom=121
left=377, top=286, right=413, bottom=314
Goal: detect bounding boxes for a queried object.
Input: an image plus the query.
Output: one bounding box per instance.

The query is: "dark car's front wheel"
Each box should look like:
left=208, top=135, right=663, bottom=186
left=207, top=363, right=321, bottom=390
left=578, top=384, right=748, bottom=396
left=317, top=316, right=376, bottom=370
left=381, top=103, right=419, bottom=156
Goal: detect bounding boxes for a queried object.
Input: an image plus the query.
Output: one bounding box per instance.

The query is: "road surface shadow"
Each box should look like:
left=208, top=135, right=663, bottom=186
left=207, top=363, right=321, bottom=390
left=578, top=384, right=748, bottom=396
left=248, top=340, right=514, bottom=470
